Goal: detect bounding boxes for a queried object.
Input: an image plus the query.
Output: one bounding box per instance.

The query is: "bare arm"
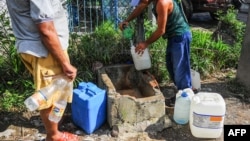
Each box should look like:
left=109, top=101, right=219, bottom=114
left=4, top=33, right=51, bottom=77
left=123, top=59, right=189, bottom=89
left=136, top=0, right=173, bottom=54
left=125, top=0, right=149, bottom=22
left=37, top=21, right=77, bottom=80
left=119, top=0, right=151, bottom=30
left=144, top=0, right=171, bottom=45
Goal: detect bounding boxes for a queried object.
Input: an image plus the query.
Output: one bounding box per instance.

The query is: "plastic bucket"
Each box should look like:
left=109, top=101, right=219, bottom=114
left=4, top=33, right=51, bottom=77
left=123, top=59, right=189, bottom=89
left=189, top=92, right=226, bottom=138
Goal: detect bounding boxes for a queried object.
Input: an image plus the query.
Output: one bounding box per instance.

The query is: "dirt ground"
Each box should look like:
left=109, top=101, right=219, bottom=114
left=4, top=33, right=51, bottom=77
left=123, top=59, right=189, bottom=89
left=158, top=69, right=250, bottom=141
left=1, top=69, right=250, bottom=141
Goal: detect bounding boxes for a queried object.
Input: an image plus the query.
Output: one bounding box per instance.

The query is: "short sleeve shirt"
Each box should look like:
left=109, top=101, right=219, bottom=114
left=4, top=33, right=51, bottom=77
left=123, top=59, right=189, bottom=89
left=6, top=0, right=69, bottom=57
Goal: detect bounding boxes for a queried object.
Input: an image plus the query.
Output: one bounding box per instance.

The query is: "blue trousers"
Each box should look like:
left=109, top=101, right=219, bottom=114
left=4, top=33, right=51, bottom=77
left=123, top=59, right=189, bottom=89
left=166, top=31, right=192, bottom=90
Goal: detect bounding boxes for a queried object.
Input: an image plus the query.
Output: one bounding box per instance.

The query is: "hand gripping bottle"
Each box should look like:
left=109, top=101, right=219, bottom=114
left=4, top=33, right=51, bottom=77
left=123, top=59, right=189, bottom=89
left=24, top=77, right=68, bottom=111
left=122, top=24, right=151, bottom=70
left=173, top=92, right=191, bottom=124
left=48, top=81, right=73, bottom=123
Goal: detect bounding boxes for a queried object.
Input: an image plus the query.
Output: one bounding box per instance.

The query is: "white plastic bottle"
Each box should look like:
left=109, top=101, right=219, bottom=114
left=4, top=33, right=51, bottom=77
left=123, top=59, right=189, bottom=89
left=176, top=88, right=194, bottom=99
left=24, top=77, right=68, bottom=111
left=48, top=82, right=73, bottom=123
left=173, top=92, right=191, bottom=124
left=191, top=69, right=201, bottom=91
left=130, top=40, right=151, bottom=70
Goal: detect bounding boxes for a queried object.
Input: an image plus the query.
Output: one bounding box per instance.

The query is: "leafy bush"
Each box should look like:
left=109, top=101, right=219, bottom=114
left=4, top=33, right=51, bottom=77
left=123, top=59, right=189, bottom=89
left=190, top=29, right=241, bottom=77
left=0, top=10, right=33, bottom=111
left=216, top=7, right=246, bottom=43
left=68, top=21, right=128, bottom=83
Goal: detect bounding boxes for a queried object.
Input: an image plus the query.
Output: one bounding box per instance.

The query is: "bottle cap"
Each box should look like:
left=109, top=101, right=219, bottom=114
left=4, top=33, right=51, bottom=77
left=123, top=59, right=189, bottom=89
left=78, top=82, right=87, bottom=90
left=181, top=92, right=188, bottom=97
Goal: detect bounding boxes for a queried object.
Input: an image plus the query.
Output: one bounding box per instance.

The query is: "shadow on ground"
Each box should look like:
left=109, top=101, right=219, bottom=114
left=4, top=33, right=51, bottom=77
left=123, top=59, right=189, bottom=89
left=0, top=75, right=250, bottom=141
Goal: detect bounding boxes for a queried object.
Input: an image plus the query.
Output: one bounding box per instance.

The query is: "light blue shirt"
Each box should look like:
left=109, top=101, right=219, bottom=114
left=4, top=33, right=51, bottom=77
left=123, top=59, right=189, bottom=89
left=6, top=0, right=69, bottom=57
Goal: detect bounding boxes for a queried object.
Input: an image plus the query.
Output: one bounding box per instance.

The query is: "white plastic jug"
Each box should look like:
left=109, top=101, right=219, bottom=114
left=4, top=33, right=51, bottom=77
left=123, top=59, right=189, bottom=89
left=190, top=92, right=226, bottom=138
left=176, top=88, right=194, bottom=100
left=173, top=92, right=191, bottom=124
left=130, top=41, right=151, bottom=70
left=191, top=69, right=201, bottom=91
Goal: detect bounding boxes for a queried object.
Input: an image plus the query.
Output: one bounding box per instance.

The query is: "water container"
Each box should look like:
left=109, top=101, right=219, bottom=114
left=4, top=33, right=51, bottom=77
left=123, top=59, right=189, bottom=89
left=71, top=82, right=107, bottom=134
left=48, top=82, right=73, bottom=123
left=130, top=41, right=151, bottom=70
left=176, top=88, right=194, bottom=99
left=24, top=77, right=68, bottom=111
left=191, top=69, right=201, bottom=91
left=190, top=92, right=226, bottom=138
left=48, top=100, right=67, bottom=123
left=173, top=92, right=191, bottom=124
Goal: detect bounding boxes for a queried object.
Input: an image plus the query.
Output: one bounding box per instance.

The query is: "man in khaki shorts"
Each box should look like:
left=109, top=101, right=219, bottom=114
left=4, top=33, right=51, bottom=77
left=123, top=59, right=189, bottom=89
left=6, top=0, right=78, bottom=141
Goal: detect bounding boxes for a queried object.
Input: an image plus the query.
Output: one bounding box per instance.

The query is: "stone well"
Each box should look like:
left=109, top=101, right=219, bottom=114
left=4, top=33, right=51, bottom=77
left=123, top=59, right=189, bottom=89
left=97, top=64, right=171, bottom=133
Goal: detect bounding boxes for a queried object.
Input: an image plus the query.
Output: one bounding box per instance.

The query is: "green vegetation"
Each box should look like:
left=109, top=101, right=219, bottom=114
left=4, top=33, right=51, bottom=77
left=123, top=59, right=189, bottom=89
left=0, top=10, right=34, bottom=112
left=191, top=29, right=241, bottom=77
left=0, top=9, right=246, bottom=111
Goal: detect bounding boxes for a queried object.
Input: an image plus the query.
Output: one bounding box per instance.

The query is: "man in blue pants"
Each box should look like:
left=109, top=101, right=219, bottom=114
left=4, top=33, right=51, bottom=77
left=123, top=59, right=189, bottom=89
left=119, top=0, right=193, bottom=99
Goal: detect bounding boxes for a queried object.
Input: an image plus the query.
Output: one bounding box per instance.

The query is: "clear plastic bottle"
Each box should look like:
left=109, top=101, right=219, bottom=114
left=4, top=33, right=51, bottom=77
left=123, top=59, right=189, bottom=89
left=24, top=77, right=68, bottom=111
left=173, top=92, right=191, bottom=124
left=48, top=81, right=73, bottom=123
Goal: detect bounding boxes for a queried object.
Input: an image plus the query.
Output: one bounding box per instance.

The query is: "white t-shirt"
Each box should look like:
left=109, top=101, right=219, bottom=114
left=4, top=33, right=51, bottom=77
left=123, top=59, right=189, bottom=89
left=6, top=0, right=69, bottom=57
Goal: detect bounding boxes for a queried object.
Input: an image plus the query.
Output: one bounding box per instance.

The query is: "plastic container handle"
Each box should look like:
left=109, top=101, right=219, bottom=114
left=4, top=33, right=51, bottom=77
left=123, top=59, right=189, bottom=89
left=204, top=97, right=214, bottom=101
left=192, top=96, right=200, bottom=104
left=86, top=88, right=97, bottom=96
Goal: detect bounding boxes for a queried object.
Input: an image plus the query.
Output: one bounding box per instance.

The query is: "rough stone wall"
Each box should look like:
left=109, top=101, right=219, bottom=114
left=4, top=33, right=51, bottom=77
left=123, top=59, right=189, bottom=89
left=97, top=64, right=170, bottom=133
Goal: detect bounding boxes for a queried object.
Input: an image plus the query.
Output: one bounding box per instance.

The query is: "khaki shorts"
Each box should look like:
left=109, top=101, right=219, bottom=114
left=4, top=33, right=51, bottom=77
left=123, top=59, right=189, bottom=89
left=20, top=52, right=73, bottom=110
